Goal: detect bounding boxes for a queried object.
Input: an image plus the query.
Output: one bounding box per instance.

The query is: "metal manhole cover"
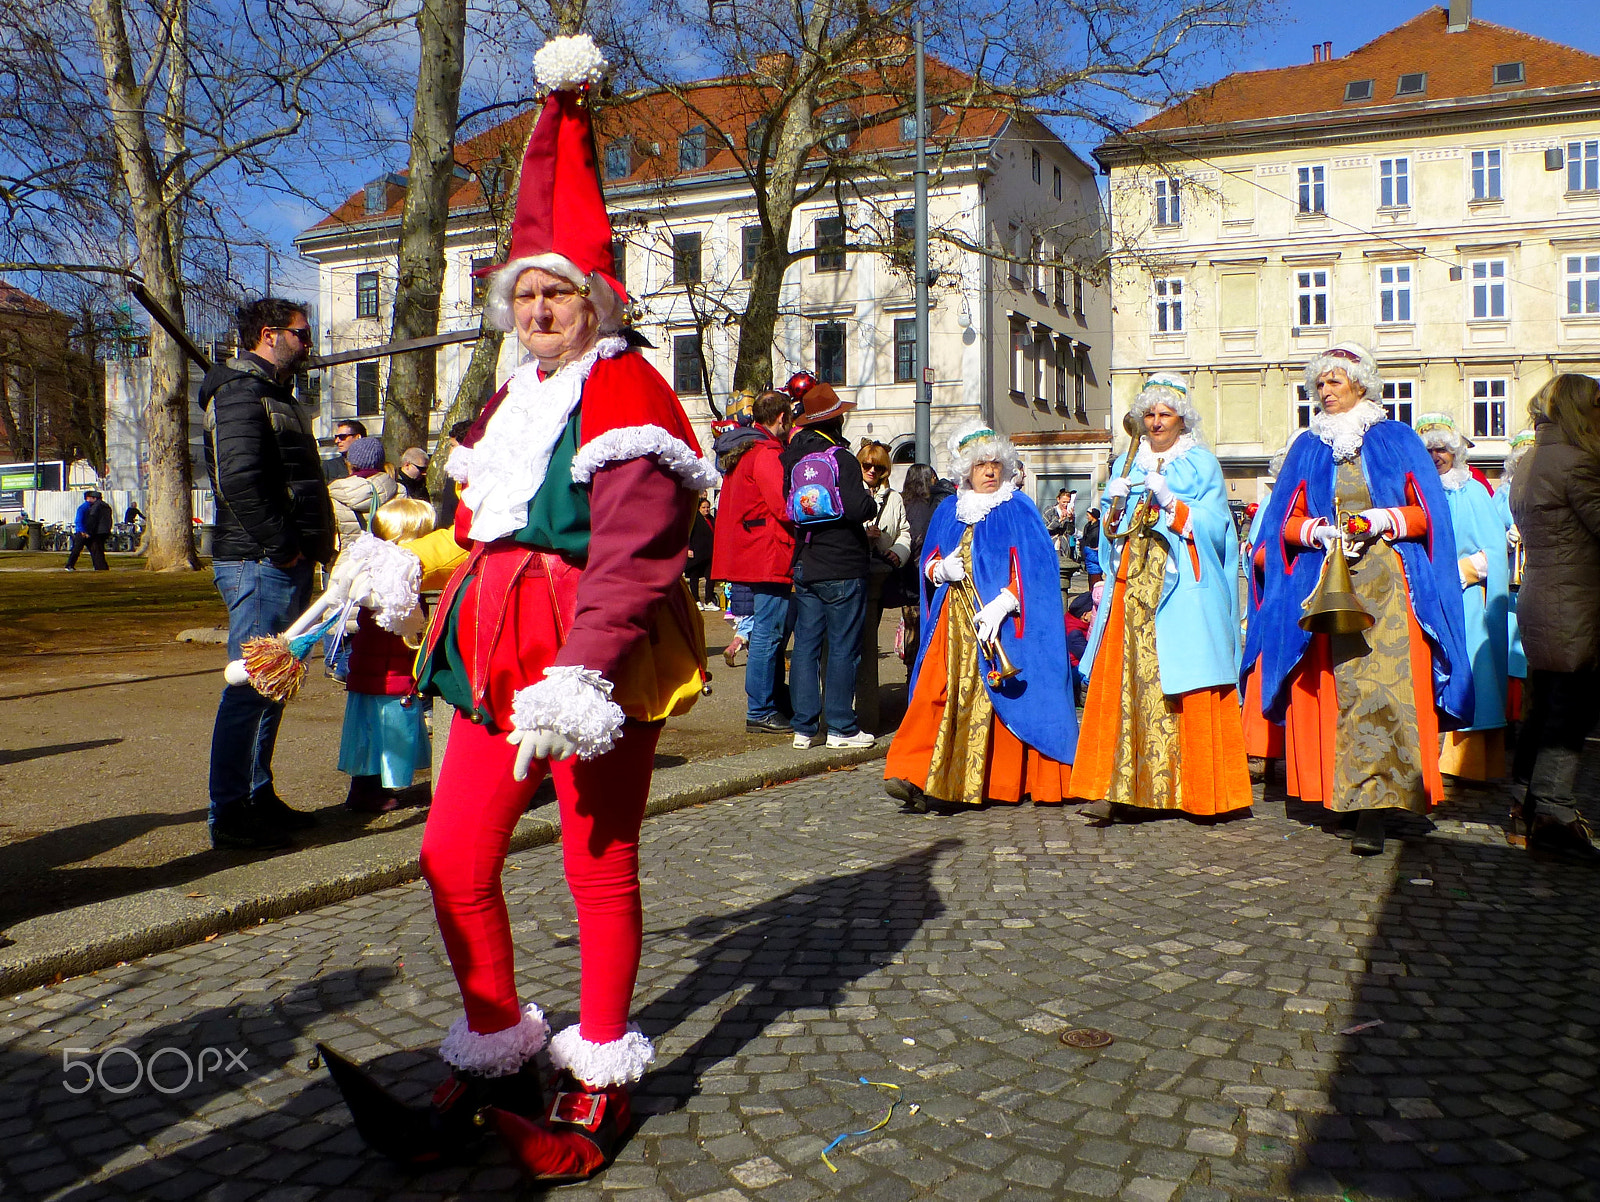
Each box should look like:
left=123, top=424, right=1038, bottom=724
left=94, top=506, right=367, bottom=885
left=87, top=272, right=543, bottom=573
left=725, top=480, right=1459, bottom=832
left=1059, top=1027, right=1114, bottom=1049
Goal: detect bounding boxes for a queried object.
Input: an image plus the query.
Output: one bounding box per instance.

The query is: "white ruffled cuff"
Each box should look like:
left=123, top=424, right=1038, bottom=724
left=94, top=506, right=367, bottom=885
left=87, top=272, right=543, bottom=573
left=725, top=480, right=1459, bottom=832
left=439, top=1002, right=549, bottom=1076
left=509, top=666, right=626, bottom=760
left=570, top=424, right=721, bottom=491
left=547, top=1024, right=655, bottom=1087
left=444, top=443, right=473, bottom=484
left=337, top=533, right=422, bottom=634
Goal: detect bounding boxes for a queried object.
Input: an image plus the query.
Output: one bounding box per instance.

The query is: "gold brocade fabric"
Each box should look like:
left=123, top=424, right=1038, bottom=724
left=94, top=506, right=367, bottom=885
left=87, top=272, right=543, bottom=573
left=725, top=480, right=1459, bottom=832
left=1329, top=459, right=1425, bottom=813
left=924, top=532, right=995, bottom=806
left=1105, top=528, right=1183, bottom=809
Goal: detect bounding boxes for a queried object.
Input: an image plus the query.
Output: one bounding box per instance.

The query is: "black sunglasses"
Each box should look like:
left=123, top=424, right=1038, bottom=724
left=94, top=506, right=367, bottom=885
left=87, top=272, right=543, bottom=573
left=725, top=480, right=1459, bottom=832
left=277, top=326, right=314, bottom=344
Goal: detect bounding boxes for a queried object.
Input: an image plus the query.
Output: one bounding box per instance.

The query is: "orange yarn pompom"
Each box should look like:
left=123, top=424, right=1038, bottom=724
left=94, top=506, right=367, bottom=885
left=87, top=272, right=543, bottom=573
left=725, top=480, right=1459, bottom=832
left=239, top=634, right=309, bottom=702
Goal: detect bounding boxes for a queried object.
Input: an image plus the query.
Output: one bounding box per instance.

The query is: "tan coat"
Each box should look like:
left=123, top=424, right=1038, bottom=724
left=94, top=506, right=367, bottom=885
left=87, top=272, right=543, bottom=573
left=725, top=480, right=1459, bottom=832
left=1510, top=421, right=1600, bottom=672
left=327, top=470, right=398, bottom=552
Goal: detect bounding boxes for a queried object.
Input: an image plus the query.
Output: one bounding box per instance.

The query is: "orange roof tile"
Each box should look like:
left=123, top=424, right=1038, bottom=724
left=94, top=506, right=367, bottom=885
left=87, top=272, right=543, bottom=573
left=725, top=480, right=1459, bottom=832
left=1134, top=7, right=1600, bottom=134
left=0, top=279, right=66, bottom=320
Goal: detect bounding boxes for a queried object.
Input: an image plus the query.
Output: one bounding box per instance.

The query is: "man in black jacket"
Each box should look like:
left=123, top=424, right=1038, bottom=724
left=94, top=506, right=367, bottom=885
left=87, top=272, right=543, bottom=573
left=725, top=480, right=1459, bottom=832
left=779, top=377, right=878, bottom=749
left=201, top=297, right=335, bottom=849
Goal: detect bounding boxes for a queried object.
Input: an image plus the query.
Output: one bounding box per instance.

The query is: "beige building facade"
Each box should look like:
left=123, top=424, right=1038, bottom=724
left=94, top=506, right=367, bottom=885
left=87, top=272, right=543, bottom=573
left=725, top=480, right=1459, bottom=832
left=1096, top=6, right=1600, bottom=500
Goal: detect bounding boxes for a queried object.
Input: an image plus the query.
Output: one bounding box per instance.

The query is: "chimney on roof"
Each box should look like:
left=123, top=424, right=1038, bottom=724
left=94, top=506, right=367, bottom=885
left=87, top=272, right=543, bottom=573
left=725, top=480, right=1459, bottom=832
left=1447, top=0, right=1470, bottom=33
left=1312, top=43, right=1322, bottom=63
left=1323, top=41, right=1332, bottom=60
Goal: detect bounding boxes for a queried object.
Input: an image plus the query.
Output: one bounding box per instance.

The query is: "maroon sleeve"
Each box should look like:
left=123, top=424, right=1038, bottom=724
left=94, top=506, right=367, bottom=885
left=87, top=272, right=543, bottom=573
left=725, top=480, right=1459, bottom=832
left=552, top=455, right=691, bottom=682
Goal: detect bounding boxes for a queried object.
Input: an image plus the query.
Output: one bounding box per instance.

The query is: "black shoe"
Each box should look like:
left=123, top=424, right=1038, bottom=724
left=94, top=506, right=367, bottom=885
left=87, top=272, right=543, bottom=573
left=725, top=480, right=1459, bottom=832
left=1528, top=811, right=1600, bottom=863
left=885, top=777, right=929, bottom=812
left=1350, top=810, right=1386, bottom=856
left=253, top=789, right=318, bottom=830
left=745, top=715, right=790, bottom=733
left=1326, top=813, right=1358, bottom=840
left=211, top=808, right=294, bottom=850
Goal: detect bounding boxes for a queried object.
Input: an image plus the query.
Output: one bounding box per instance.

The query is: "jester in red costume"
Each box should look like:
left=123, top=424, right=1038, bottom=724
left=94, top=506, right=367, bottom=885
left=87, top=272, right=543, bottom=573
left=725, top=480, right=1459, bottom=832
left=320, top=33, right=714, bottom=1181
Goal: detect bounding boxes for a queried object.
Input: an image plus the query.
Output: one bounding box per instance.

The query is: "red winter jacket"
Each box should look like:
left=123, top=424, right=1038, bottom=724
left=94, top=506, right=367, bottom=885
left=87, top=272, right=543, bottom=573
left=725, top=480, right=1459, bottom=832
left=710, top=428, right=796, bottom=585
left=345, top=608, right=420, bottom=697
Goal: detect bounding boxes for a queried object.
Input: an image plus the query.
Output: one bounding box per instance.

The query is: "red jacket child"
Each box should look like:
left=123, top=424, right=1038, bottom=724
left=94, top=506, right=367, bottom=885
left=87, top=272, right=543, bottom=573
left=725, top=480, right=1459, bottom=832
left=345, top=608, right=421, bottom=696
left=710, top=425, right=795, bottom=585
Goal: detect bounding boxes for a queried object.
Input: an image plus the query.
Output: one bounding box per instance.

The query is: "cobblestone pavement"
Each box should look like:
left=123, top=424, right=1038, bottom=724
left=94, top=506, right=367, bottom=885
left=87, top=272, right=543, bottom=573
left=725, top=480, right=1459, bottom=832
left=2, top=764, right=1597, bottom=1202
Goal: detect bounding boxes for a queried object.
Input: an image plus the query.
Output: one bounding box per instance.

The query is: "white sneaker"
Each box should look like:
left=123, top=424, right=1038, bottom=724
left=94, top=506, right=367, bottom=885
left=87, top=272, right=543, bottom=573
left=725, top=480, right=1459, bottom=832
left=826, top=730, right=876, bottom=749
left=793, top=732, right=823, bottom=749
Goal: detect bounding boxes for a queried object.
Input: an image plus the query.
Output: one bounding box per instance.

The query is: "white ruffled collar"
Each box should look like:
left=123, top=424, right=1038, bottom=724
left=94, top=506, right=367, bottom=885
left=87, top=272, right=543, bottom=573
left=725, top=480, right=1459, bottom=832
left=955, top=479, right=1016, bottom=524
left=1310, top=400, right=1386, bottom=463
left=1133, top=433, right=1195, bottom=472
left=1439, top=464, right=1472, bottom=492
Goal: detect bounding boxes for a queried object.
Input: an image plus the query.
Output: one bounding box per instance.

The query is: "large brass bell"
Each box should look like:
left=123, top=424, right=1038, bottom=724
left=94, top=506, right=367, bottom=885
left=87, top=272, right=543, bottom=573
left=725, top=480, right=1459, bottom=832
left=1299, top=516, right=1375, bottom=635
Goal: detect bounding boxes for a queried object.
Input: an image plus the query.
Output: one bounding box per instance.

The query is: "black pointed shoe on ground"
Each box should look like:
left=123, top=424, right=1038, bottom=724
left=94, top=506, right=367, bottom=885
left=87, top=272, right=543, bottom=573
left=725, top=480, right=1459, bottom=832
left=318, top=1043, right=546, bottom=1165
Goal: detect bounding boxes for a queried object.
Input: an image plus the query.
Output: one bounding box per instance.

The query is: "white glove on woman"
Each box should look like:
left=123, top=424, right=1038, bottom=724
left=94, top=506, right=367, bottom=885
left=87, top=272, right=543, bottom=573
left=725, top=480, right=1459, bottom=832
left=1350, top=508, right=1394, bottom=541
left=1101, top=477, right=1133, bottom=503
left=1144, top=471, right=1176, bottom=513
left=1309, top=522, right=1343, bottom=554
left=927, top=553, right=966, bottom=584
left=974, top=588, right=1020, bottom=645
left=508, top=726, right=578, bottom=779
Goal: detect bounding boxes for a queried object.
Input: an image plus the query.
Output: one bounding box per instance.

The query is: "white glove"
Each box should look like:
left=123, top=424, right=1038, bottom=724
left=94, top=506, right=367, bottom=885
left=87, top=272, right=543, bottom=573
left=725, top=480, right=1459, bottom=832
left=1101, top=477, right=1133, bottom=503
left=507, top=726, right=578, bottom=780
left=928, top=553, right=966, bottom=585
left=1309, top=522, right=1342, bottom=554
left=324, top=555, right=364, bottom=601
left=1459, top=551, right=1489, bottom=588
left=974, top=588, right=1020, bottom=645
left=1144, top=472, right=1176, bottom=512
left=1349, top=508, right=1394, bottom=541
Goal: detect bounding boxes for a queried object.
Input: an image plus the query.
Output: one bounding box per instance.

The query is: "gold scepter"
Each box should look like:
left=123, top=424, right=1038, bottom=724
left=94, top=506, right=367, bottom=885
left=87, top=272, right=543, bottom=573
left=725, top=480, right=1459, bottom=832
left=1106, top=411, right=1144, bottom=534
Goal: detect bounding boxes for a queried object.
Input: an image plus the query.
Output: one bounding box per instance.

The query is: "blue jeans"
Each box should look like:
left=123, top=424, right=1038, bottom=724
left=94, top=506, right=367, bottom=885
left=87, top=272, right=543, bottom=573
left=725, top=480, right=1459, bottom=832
left=789, top=567, right=866, bottom=737
left=209, top=557, right=314, bottom=827
left=744, top=586, right=792, bottom=722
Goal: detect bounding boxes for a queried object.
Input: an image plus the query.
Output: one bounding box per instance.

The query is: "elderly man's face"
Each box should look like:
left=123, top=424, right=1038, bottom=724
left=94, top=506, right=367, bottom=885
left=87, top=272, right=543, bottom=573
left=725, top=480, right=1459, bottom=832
left=969, top=459, right=1003, bottom=494
left=1430, top=445, right=1456, bottom=474
left=1318, top=368, right=1363, bottom=416
left=512, top=267, right=599, bottom=368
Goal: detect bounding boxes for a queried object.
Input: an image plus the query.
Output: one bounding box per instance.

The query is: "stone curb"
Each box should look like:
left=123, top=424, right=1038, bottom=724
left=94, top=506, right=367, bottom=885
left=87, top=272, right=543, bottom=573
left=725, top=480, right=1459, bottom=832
left=0, top=739, right=888, bottom=997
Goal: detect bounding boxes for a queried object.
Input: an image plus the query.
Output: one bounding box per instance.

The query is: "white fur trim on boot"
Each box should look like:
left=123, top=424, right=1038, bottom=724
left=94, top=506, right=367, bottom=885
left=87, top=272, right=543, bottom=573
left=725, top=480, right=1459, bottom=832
left=546, top=1024, right=655, bottom=1087
left=438, top=1002, right=550, bottom=1077
left=510, top=666, right=626, bottom=760
left=569, top=424, right=721, bottom=491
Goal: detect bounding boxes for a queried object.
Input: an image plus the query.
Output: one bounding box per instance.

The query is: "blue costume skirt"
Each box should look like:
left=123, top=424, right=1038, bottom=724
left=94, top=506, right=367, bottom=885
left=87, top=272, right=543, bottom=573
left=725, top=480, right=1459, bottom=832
left=338, top=693, right=431, bottom=789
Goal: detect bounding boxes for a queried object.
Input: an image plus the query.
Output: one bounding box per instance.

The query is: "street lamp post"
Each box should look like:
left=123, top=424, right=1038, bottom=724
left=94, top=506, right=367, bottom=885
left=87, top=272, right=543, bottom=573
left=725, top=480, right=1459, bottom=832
left=913, top=17, right=931, bottom=468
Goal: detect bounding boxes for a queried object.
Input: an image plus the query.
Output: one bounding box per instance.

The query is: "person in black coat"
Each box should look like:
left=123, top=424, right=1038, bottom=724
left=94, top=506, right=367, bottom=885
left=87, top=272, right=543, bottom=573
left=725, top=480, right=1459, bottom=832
left=64, top=490, right=113, bottom=571
left=685, top=496, right=717, bottom=605
left=199, top=297, right=335, bottom=850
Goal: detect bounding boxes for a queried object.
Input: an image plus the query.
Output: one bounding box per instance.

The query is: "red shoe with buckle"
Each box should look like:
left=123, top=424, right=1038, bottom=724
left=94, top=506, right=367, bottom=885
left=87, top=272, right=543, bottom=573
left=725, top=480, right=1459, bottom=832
left=490, top=1073, right=633, bottom=1180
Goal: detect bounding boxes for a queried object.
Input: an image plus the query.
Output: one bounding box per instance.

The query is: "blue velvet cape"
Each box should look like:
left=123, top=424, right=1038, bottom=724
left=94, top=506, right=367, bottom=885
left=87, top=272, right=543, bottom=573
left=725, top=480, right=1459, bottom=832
left=913, top=490, right=1078, bottom=763
left=1446, top=478, right=1510, bottom=731
left=1241, top=421, right=1473, bottom=729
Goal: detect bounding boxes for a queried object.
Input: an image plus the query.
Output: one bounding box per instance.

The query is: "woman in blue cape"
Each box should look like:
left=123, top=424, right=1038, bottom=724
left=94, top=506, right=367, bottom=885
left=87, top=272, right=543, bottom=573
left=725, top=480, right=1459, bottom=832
left=1417, top=413, right=1509, bottom=781
left=1242, top=343, right=1472, bottom=855
left=1072, top=373, right=1252, bottom=820
left=1494, top=429, right=1534, bottom=728
left=885, top=423, right=1076, bottom=810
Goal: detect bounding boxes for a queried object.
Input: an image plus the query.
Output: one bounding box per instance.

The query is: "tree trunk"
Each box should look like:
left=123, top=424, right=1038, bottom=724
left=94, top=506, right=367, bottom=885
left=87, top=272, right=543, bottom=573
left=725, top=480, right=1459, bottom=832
left=88, top=0, right=197, bottom=570
left=383, top=0, right=467, bottom=461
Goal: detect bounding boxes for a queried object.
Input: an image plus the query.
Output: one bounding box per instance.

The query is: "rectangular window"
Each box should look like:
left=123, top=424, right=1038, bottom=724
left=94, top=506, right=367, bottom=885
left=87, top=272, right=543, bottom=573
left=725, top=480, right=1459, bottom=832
left=1053, top=339, right=1068, bottom=408
left=1378, top=157, right=1409, bottom=208
left=1009, top=317, right=1027, bottom=395
left=1493, top=62, right=1524, bottom=86
left=1074, top=348, right=1086, bottom=420
left=1295, top=269, right=1329, bottom=327
left=672, top=231, right=701, bottom=285
left=1054, top=263, right=1067, bottom=306
left=355, top=271, right=379, bottom=319
left=1471, top=149, right=1502, bottom=200
left=1053, top=165, right=1062, bottom=200
left=672, top=334, right=703, bottom=395
left=740, top=225, right=761, bottom=281
left=1396, top=72, right=1426, bottom=96
left=893, top=318, right=916, bottom=383
left=1470, top=258, right=1507, bottom=319
left=900, top=113, right=917, bottom=142
left=1566, top=254, right=1600, bottom=315
left=1153, top=276, right=1183, bottom=332
left=1033, top=326, right=1047, bottom=404
left=1294, top=384, right=1314, bottom=430
left=355, top=363, right=379, bottom=416
left=604, top=139, right=631, bottom=181
left=1031, top=149, right=1042, bottom=184
left=814, top=215, right=845, bottom=272
left=609, top=240, right=626, bottom=294
left=1031, top=237, right=1045, bottom=293
left=1569, top=140, right=1600, bottom=192
left=1472, top=378, right=1507, bottom=438
left=678, top=127, right=706, bottom=172
left=1073, top=271, right=1084, bottom=317
left=470, top=256, right=493, bottom=307
left=1381, top=380, right=1414, bottom=426
left=814, top=322, right=846, bottom=385
left=1344, top=79, right=1374, bottom=102
left=1376, top=264, right=1412, bottom=324
left=1008, top=226, right=1025, bottom=284
left=1154, top=178, right=1181, bottom=226
left=1297, top=165, right=1326, bottom=214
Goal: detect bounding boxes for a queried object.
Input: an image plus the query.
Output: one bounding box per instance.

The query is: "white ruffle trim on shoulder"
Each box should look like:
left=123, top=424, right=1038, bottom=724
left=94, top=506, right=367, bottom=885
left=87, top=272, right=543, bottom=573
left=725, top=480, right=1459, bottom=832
left=439, top=1002, right=549, bottom=1076
left=547, top=1024, right=655, bottom=1087
left=569, top=424, right=721, bottom=491
left=337, top=532, right=422, bottom=634
left=445, top=443, right=473, bottom=484
left=1134, top=433, right=1196, bottom=471
left=955, top=479, right=1016, bottom=525
left=509, top=666, right=626, bottom=760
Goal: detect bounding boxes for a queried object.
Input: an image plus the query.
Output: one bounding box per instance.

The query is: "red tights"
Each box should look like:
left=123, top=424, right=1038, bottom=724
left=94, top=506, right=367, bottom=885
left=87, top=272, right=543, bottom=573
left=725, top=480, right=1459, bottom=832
left=420, top=711, right=659, bottom=1044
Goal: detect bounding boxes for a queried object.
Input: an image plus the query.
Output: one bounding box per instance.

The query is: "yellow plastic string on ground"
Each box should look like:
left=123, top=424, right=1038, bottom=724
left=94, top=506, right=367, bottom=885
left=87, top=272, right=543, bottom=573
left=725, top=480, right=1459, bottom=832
left=820, top=1078, right=902, bottom=1172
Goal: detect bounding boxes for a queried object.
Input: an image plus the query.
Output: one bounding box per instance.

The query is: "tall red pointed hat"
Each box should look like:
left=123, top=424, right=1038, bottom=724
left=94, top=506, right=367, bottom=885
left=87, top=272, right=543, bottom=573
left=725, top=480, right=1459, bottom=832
left=483, top=34, right=626, bottom=329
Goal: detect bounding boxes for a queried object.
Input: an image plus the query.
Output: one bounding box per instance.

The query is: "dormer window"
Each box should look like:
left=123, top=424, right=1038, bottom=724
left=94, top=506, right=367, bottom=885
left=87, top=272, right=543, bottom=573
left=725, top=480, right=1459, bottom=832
left=1344, top=79, right=1374, bottom=102
left=1493, top=61, right=1525, bottom=86
left=363, top=180, right=388, bottom=215
left=1396, top=72, right=1426, bottom=96
left=678, top=127, right=706, bottom=172
left=604, top=140, right=632, bottom=181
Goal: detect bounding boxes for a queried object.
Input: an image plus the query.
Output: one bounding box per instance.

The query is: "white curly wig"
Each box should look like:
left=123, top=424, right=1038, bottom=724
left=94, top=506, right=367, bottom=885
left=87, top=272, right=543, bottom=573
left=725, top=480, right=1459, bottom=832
left=482, top=254, right=623, bottom=337
left=1415, top=411, right=1469, bottom=458
left=1502, top=428, right=1534, bottom=489
left=1303, top=342, right=1383, bottom=407
left=1128, top=372, right=1203, bottom=442
left=947, top=420, right=1022, bottom=489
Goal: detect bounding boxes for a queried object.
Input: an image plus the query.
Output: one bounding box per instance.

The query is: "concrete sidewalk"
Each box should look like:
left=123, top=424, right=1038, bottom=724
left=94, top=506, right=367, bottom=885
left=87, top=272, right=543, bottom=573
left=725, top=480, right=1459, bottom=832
left=0, top=738, right=888, bottom=996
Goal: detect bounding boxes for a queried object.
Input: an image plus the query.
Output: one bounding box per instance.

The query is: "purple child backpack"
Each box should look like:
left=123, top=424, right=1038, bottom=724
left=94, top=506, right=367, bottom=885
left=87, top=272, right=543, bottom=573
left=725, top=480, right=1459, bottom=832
left=786, top=450, right=846, bottom=526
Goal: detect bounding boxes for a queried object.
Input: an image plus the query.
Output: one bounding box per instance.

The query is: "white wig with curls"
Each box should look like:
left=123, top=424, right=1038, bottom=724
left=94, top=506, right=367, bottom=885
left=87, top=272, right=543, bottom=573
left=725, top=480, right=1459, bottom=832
left=1415, top=412, right=1469, bottom=459
left=482, top=254, right=623, bottom=337
left=947, top=420, right=1022, bottom=488
left=1303, top=341, right=1384, bottom=406
left=1128, top=371, right=1203, bottom=442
